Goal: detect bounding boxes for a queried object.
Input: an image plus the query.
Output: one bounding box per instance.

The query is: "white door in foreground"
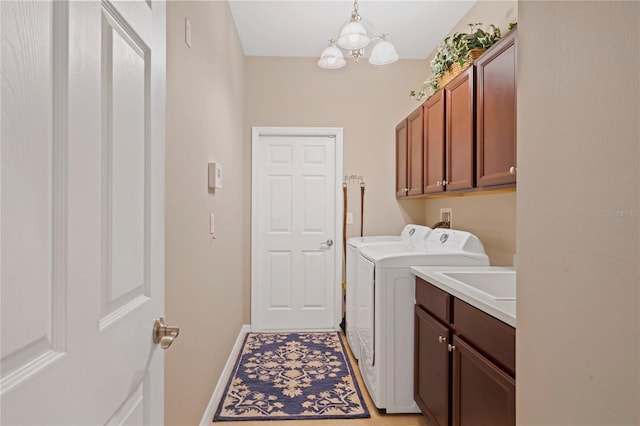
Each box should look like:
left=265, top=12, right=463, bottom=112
left=1, top=1, right=168, bottom=424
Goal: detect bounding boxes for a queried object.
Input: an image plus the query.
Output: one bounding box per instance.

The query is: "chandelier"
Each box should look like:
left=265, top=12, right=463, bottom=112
left=317, top=0, right=399, bottom=70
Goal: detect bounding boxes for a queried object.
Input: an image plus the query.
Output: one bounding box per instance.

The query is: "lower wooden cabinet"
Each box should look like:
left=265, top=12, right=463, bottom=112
left=415, top=277, right=515, bottom=426
left=415, top=306, right=450, bottom=426
left=452, top=336, right=515, bottom=426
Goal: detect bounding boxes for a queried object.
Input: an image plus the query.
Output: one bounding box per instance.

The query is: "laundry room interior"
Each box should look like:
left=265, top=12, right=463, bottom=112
left=2, top=0, right=638, bottom=425
left=165, top=0, right=639, bottom=425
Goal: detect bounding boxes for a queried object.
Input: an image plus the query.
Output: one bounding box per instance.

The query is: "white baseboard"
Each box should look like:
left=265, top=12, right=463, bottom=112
left=199, top=324, right=251, bottom=426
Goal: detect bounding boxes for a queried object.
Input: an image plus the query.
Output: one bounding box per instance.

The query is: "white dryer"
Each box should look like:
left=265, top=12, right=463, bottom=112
left=355, top=229, right=489, bottom=413
left=345, top=224, right=431, bottom=359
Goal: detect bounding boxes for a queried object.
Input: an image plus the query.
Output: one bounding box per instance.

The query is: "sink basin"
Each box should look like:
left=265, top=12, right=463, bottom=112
left=442, top=271, right=516, bottom=300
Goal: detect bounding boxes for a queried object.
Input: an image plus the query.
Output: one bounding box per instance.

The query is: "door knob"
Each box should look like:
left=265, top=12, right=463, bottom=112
left=321, top=239, right=334, bottom=247
left=153, top=317, right=180, bottom=349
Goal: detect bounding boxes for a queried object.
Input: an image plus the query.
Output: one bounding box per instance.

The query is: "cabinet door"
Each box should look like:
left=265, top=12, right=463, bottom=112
left=423, top=90, right=445, bottom=194
left=395, top=119, right=408, bottom=198
left=415, top=306, right=450, bottom=426
left=407, top=106, right=424, bottom=196
left=476, top=29, right=517, bottom=187
left=452, top=336, right=515, bottom=426
left=445, top=67, right=475, bottom=191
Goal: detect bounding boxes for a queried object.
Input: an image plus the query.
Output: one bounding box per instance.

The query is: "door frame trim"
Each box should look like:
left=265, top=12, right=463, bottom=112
left=250, top=126, right=344, bottom=331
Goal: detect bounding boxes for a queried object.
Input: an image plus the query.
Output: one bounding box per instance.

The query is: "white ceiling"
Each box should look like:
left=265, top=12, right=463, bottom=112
left=228, top=0, right=476, bottom=60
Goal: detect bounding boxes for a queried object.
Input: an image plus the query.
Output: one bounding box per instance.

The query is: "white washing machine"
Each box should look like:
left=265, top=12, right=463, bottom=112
left=345, top=225, right=432, bottom=359
left=355, top=229, right=489, bottom=413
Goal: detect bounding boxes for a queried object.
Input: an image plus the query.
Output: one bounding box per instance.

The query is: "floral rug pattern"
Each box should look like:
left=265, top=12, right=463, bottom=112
left=213, top=332, right=370, bottom=421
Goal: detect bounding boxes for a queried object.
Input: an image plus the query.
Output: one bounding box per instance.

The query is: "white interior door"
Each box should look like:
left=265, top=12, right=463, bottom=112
left=1, top=1, right=167, bottom=424
left=251, top=127, right=343, bottom=331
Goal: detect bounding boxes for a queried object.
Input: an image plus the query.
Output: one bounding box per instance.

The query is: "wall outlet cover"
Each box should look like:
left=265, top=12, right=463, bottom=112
left=440, top=208, right=453, bottom=227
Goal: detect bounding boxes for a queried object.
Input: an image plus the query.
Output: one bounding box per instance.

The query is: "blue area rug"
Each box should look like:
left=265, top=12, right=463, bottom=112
left=213, top=332, right=370, bottom=421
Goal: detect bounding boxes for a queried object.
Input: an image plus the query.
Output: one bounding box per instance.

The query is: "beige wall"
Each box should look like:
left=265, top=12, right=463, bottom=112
left=165, top=2, right=246, bottom=424
left=517, top=1, right=640, bottom=424
left=244, top=57, right=431, bottom=318
left=244, top=56, right=429, bottom=237
left=424, top=191, right=516, bottom=265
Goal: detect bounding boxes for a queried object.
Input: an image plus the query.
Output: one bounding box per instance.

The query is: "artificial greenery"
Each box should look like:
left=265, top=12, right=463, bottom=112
left=410, top=23, right=502, bottom=101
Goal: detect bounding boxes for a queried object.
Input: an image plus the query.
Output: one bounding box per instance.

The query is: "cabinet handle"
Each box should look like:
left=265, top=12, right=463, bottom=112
left=442, top=180, right=448, bottom=186
left=403, top=187, right=408, bottom=194
left=447, top=344, right=456, bottom=352
left=509, top=166, right=517, bottom=174
left=438, top=335, right=446, bottom=344
left=436, top=181, right=441, bottom=186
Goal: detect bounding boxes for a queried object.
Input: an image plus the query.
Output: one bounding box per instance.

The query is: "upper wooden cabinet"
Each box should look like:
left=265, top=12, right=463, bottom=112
left=423, top=90, right=446, bottom=194
left=395, top=119, right=408, bottom=198
left=476, top=29, right=518, bottom=187
left=445, top=67, right=475, bottom=192
left=407, top=106, right=425, bottom=196
left=397, top=105, right=425, bottom=199
left=396, top=30, right=517, bottom=198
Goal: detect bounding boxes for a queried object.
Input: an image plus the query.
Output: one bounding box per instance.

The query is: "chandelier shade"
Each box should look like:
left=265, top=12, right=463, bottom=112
left=318, top=0, right=398, bottom=69
left=368, top=38, right=399, bottom=65
left=318, top=43, right=347, bottom=69
left=337, top=21, right=370, bottom=50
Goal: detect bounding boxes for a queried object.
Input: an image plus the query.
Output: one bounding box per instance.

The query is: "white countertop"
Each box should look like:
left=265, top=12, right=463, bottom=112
left=410, top=266, right=516, bottom=327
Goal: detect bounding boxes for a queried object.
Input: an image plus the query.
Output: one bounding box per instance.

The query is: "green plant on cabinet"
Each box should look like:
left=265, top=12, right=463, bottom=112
left=410, top=23, right=502, bottom=101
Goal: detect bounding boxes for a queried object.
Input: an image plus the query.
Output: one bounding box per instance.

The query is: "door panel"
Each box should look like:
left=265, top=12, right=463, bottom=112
left=407, top=107, right=423, bottom=196
left=395, top=120, right=408, bottom=198
left=102, top=2, right=149, bottom=322
left=423, top=90, right=445, bottom=194
left=252, top=128, right=342, bottom=331
left=445, top=68, right=475, bottom=191
left=1, top=1, right=166, bottom=424
left=1, top=0, right=61, bottom=379
left=452, top=336, right=516, bottom=426
left=415, top=306, right=450, bottom=426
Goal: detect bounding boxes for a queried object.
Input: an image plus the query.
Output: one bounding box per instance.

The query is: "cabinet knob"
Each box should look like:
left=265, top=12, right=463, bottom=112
left=438, top=335, right=446, bottom=344
left=442, top=180, right=448, bottom=186
left=436, top=181, right=441, bottom=186
left=447, top=343, right=456, bottom=352
left=509, top=166, right=517, bottom=174
left=403, top=187, right=408, bottom=194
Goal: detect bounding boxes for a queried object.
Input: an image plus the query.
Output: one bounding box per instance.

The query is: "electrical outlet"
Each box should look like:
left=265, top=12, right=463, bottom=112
left=346, top=212, right=353, bottom=225
left=440, top=208, right=452, bottom=228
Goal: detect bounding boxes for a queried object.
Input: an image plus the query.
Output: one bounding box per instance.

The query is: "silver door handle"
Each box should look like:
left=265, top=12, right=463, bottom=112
left=153, top=317, right=180, bottom=349
left=321, top=239, right=334, bottom=247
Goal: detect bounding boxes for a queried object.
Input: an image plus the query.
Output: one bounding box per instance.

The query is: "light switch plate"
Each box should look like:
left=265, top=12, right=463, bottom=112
left=208, top=162, right=222, bottom=189
left=185, top=17, right=192, bottom=48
